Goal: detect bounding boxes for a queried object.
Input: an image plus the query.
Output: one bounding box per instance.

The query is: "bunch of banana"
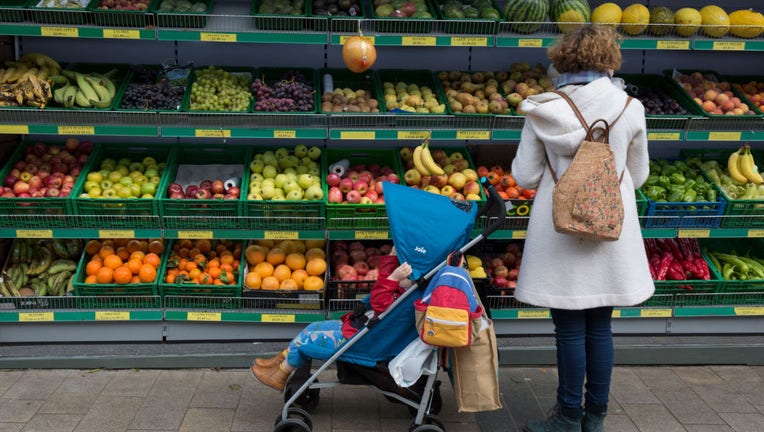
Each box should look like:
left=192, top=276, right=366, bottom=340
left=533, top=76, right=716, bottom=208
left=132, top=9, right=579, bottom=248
left=728, top=145, right=763, bottom=185
left=0, top=53, right=60, bottom=84
left=0, top=74, right=53, bottom=108
left=412, top=139, right=445, bottom=176
left=52, top=70, right=117, bottom=108
left=0, top=239, right=82, bottom=297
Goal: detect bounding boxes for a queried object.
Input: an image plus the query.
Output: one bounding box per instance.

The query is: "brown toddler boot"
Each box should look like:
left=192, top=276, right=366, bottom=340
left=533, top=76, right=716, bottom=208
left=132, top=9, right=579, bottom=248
left=254, top=351, right=286, bottom=368
left=251, top=363, right=292, bottom=392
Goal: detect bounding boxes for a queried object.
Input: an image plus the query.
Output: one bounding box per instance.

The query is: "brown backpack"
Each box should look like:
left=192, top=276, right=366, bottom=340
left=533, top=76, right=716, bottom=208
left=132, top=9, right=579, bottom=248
left=545, top=91, right=632, bottom=241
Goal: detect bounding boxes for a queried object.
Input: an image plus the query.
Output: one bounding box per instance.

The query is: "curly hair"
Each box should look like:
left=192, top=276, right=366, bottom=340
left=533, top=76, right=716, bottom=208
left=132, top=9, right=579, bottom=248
left=547, top=24, right=622, bottom=74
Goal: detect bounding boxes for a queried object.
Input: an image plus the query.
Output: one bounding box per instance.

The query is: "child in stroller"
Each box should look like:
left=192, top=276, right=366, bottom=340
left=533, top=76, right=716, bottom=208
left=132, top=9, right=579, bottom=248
left=251, top=246, right=413, bottom=392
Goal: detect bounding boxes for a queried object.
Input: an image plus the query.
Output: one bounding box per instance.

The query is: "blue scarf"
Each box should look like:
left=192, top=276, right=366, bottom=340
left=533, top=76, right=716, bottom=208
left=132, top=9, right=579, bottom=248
left=554, top=71, right=610, bottom=88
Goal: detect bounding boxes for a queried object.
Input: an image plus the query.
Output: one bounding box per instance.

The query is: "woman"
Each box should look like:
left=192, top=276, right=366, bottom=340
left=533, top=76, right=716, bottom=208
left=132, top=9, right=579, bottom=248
left=251, top=246, right=412, bottom=392
left=511, top=24, right=654, bottom=432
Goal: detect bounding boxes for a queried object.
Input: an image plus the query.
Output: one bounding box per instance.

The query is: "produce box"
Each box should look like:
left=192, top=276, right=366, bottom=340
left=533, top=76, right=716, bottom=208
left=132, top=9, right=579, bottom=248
left=72, top=238, right=165, bottom=308
left=309, top=0, right=366, bottom=33
left=241, top=239, right=327, bottom=310
left=116, top=64, right=189, bottom=112
left=324, top=148, right=403, bottom=230
left=434, top=0, right=503, bottom=35
left=319, top=68, right=384, bottom=115
left=251, top=0, right=307, bottom=31
left=399, top=144, right=486, bottom=205
left=243, top=145, right=325, bottom=231
left=680, top=148, right=764, bottom=229
left=619, top=73, right=705, bottom=130
left=377, top=69, right=447, bottom=115
left=0, top=0, right=29, bottom=22
left=155, top=0, right=214, bottom=28
left=0, top=139, right=97, bottom=229
left=435, top=70, right=512, bottom=129
left=252, top=68, right=319, bottom=114
left=52, top=63, right=129, bottom=111
left=71, top=143, right=174, bottom=229
left=181, top=66, right=253, bottom=113
left=701, top=238, right=764, bottom=304
left=87, top=0, right=158, bottom=28
left=159, top=144, right=249, bottom=230
left=471, top=148, right=534, bottom=232
left=664, top=69, right=764, bottom=119
left=465, top=239, right=521, bottom=295
left=1, top=238, right=82, bottom=298
left=158, top=239, right=244, bottom=309
left=720, top=74, right=764, bottom=115
left=28, top=0, right=92, bottom=25
left=325, top=239, right=393, bottom=313
left=370, top=0, right=436, bottom=34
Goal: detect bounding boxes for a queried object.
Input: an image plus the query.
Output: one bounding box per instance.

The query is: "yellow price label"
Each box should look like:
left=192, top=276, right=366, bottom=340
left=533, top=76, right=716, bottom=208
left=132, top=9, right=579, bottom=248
left=339, top=35, right=375, bottom=44
left=712, top=41, right=745, bottom=51
left=95, top=311, right=130, bottom=321
left=187, top=312, right=221, bottom=321
left=517, top=310, right=550, bottom=319
left=734, top=307, right=764, bottom=316
left=678, top=229, right=710, bottom=238
left=518, top=39, right=543, bottom=47
left=647, top=132, right=681, bottom=141
left=511, top=230, right=527, bottom=239
left=401, top=36, right=436, bottom=46
left=264, top=231, right=299, bottom=240
left=195, top=129, right=231, bottom=138
left=58, top=126, right=94, bottom=135
left=397, top=131, right=430, bottom=140
left=450, top=37, right=487, bottom=47
left=41, top=27, right=79, bottom=38
left=177, top=231, right=213, bottom=239
left=456, top=130, right=490, bottom=140
left=355, top=231, right=389, bottom=239
left=98, top=230, right=135, bottom=239
left=200, top=32, right=237, bottom=42
left=103, top=29, right=140, bottom=39
left=0, top=125, right=29, bottom=134
left=262, top=314, right=296, bottom=323
left=708, top=132, right=741, bottom=141
left=612, top=309, right=621, bottom=318
left=339, top=131, right=375, bottom=140
left=273, top=130, right=296, bottom=138
left=656, top=40, right=690, bottom=50
left=16, top=229, right=53, bottom=238
left=748, top=229, right=764, bottom=238
left=640, top=309, right=672, bottom=318
left=19, top=312, right=54, bottom=322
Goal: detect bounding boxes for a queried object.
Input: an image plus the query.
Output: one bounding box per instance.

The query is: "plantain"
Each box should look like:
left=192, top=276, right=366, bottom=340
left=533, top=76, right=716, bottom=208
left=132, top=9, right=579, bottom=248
left=53, top=84, right=67, bottom=105
left=92, top=73, right=116, bottom=99
left=52, top=239, right=69, bottom=259
left=84, top=75, right=111, bottom=103
left=66, top=239, right=82, bottom=258
left=75, top=72, right=99, bottom=102
left=63, top=84, right=77, bottom=108
left=74, top=89, right=90, bottom=108
left=32, top=279, right=47, bottom=296
left=48, top=259, right=77, bottom=275
left=0, top=279, right=11, bottom=297
left=66, top=273, right=74, bottom=294
left=0, top=67, right=15, bottom=83
left=48, top=74, right=69, bottom=86
left=10, top=241, right=22, bottom=264
left=28, top=247, right=53, bottom=276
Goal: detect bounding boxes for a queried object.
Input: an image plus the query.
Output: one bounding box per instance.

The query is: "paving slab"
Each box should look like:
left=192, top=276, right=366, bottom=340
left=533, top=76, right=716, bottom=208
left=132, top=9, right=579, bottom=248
left=653, top=389, right=725, bottom=425
left=128, top=370, right=201, bottom=431
left=178, top=408, right=235, bottom=432
left=0, top=424, right=22, bottom=432
left=73, top=395, right=143, bottom=432
left=0, top=399, right=43, bottom=423
left=0, top=371, right=24, bottom=396
left=718, top=412, right=764, bottom=432
left=691, top=383, right=758, bottom=414
left=189, top=370, right=247, bottom=409
left=38, top=391, right=100, bottom=415
left=20, top=413, right=81, bottom=432
left=3, top=370, right=69, bottom=400
left=673, top=366, right=723, bottom=386
left=601, top=414, right=639, bottom=432
left=620, top=403, right=687, bottom=432
left=632, top=366, right=687, bottom=392
left=101, top=369, right=159, bottom=398
left=610, top=368, right=661, bottom=405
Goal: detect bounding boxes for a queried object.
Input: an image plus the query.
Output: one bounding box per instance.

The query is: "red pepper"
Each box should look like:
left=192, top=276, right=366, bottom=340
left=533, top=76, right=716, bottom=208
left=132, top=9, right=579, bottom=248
left=656, top=252, right=673, bottom=280
left=667, top=260, right=686, bottom=280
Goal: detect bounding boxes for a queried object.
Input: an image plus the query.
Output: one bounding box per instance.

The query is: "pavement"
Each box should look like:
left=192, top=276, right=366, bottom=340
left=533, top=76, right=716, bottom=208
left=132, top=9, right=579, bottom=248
left=0, top=364, right=763, bottom=432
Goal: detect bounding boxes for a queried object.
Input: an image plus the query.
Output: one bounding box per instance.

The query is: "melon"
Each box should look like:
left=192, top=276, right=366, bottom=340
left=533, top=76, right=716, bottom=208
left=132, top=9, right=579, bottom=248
left=342, top=36, right=377, bottom=73
left=729, top=9, right=764, bottom=39
left=648, top=6, right=673, bottom=36
left=674, top=7, right=702, bottom=37
left=591, top=2, right=621, bottom=28
left=504, top=0, right=549, bottom=33
left=700, top=5, right=729, bottom=38
left=550, top=0, right=590, bottom=33
left=621, top=3, right=649, bottom=36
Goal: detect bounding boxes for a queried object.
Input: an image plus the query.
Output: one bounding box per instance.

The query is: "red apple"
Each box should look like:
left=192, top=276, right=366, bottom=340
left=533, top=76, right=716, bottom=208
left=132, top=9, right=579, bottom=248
left=65, top=138, right=79, bottom=152
left=386, top=173, right=401, bottom=184
left=494, top=265, right=509, bottom=278
left=493, top=276, right=509, bottom=288
left=349, top=249, right=366, bottom=263
left=211, top=179, right=225, bottom=195
left=168, top=183, right=183, bottom=195
left=339, top=177, right=354, bottom=194
left=353, top=180, right=368, bottom=195
left=463, top=180, right=481, bottom=197
left=358, top=172, right=373, bottom=186
left=360, top=196, right=373, bottom=204
left=375, top=181, right=384, bottom=195
left=337, top=264, right=358, bottom=280
left=328, top=186, right=343, bottom=203
left=227, top=187, right=240, bottom=197
left=199, top=180, right=212, bottom=190
left=44, top=188, right=60, bottom=197
left=326, top=173, right=341, bottom=187
left=0, top=191, right=15, bottom=198
left=12, top=181, right=29, bottom=195
left=197, top=189, right=212, bottom=199
left=508, top=268, right=519, bottom=281
left=169, top=191, right=185, bottom=199
left=353, top=261, right=370, bottom=276
left=365, top=190, right=379, bottom=201
left=346, top=190, right=361, bottom=203
left=185, top=185, right=199, bottom=198
left=14, top=160, right=26, bottom=170
left=3, top=175, right=16, bottom=187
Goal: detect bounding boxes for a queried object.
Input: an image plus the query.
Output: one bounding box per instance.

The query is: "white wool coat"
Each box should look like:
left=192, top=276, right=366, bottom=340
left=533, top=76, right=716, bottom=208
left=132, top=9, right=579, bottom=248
left=511, top=77, right=655, bottom=310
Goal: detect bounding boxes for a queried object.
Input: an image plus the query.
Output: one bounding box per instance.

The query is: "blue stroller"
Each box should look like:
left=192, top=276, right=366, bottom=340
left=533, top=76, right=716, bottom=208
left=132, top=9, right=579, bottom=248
left=273, top=179, right=506, bottom=432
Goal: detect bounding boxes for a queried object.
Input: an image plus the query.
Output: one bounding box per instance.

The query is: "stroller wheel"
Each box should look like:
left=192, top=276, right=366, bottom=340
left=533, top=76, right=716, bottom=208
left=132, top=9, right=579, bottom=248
left=273, top=417, right=311, bottom=432
left=283, top=381, right=320, bottom=413
left=409, top=414, right=446, bottom=432
left=273, top=407, right=313, bottom=431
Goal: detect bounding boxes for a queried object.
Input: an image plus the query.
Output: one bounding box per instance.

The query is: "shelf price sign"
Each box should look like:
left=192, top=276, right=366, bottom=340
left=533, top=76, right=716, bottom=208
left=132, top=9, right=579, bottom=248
left=41, top=27, right=79, bottom=38
left=187, top=312, right=221, bottom=321
left=0, top=125, right=29, bottom=134
left=401, top=36, right=436, bottom=46
left=18, top=312, right=54, bottom=322
left=103, top=29, right=140, bottom=39
left=450, top=37, right=487, bottom=47
left=262, top=314, right=296, bottom=323
left=95, top=311, right=130, bottom=321
left=200, top=33, right=238, bottom=43
left=58, top=126, right=94, bottom=135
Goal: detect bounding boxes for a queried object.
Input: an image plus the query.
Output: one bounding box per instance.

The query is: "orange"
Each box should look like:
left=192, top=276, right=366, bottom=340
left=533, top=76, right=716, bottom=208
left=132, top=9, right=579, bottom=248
left=165, top=273, right=176, bottom=284
left=96, top=266, right=114, bottom=284
left=196, top=239, right=212, bottom=253
left=148, top=239, right=164, bottom=255
left=138, top=264, right=157, bottom=283
left=103, top=254, right=123, bottom=270
left=304, top=276, right=324, bottom=291
left=273, top=264, right=292, bottom=282
left=305, top=248, right=326, bottom=261
left=85, top=239, right=102, bottom=256
left=127, top=258, right=143, bottom=275
left=126, top=239, right=143, bottom=254
left=99, top=246, right=115, bottom=260
left=244, top=245, right=267, bottom=265
left=306, top=258, right=327, bottom=276
left=131, top=275, right=142, bottom=284
left=85, top=274, right=97, bottom=284
left=179, top=239, right=193, bottom=249
left=220, top=252, right=235, bottom=265
left=177, top=247, right=190, bottom=258
left=90, top=254, right=102, bottom=263
left=253, top=262, right=274, bottom=278
left=143, top=252, right=161, bottom=268
left=280, top=279, right=299, bottom=290
left=85, top=260, right=103, bottom=276
left=113, top=266, right=132, bottom=284
left=207, top=266, right=222, bottom=280
left=261, top=276, right=280, bottom=290
left=115, top=247, right=130, bottom=262
left=291, top=269, right=309, bottom=289
left=304, top=239, right=326, bottom=250
left=285, top=253, right=306, bottom=271
left=266, top=248, right=286, bottom=265
left=198, top=273, right=212, bottom=285
left=256, top=239, right=275, bottom=249
left=188, top=268, right=202, bottom=280
left=130, top=251, right=146, bottom=262
left=245, top=272, right=262, bottom=289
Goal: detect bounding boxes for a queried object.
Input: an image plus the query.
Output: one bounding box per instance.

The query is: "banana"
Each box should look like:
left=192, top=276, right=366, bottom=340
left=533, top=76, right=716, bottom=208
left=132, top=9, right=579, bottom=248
left=74, top=89, right=91, bottom=108
left=53, top=84, right=67, bottom=105
left=63, top=84, right=77, bottom=108
left=92, top=73, right=116, bottom=98
left=0, top=67, right=14, bottom=83
left=419, top=142, right=445, bottom=176
left=739, top=146, right=764, bottom=185
left=728, top=147, right=749, bottom=184
left=48, top=74, right=68, bottom=86
left=36, top=66, right=50, bottom=82
left=19, top=53, right=61, bottom=76
left=412, top=143, right=430, bottom=176
left=74, top=72, right=98, bottom=102
left=28, top=247, right=52, bottom=276
left=84, top=76, right=111, bottom=104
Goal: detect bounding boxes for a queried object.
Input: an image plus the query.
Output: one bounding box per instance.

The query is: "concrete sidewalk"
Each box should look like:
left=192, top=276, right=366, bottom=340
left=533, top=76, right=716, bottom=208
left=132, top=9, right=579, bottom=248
left=0, top=365, right=763, bottom=432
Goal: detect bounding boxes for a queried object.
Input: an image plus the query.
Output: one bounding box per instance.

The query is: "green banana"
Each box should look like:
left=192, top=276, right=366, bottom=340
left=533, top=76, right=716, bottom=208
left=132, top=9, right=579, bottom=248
left=53, top=84, right=68, bottom=105
left=92, top=73, right=116, bottom=96
left=66, top=239, right=82, bottom=258
left=48, top=74, right=69, bottom=85
left=74, top=89, right=90, bottom=108
left=75, top=72, right=98, bottom=102
left=63, top=84, right=77, bottom=108
left=32, top=279, right=47, bottom=296
left=48, top=259, right=77, bottom=275
left=27, top=247, right=52, bottom=276
left=89, top=98, right=112, bottom=109
left=66, top=274, right=74, bottom=294
left=84, top=75, right=111, bottom=103
left=10, top=241, right=21, bottom=264
left=0, top=279, right=11, bottom=297
left=52, top=239, right=69, bottom=259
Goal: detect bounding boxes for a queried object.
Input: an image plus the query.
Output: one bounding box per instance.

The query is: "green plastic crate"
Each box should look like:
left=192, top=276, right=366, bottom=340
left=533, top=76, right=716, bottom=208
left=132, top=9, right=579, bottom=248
left=618, top=73, right=705, bottom=130
left=155, top=0, right=214, bottom=28
left=87, top=0, right=158, bottom=27
left=650, top=249, right=724, bottom=306
left=115, top=65, right=188, bottom=112
left=371, top=0, right=436, bottom=33
left=71, top=143, right=175, bottom=229
left=680, top=148, right=764, bottom=229
left=434, top=0, right=503, bottom=35
left=72, top=239, right=163, bottom=308
left=663, top=69, right=764, bottom=118
left=0, top=0, right=29, bottom=22
left=324, top=148, right=404, bottom=230
left=377, top=69, right=448, bottom=115
left=158, top=239, right=243, bottom=309
left=0, top=140, right=98, bottom=229
left=28, top=0, right=92, bottom=25
left=636, top=188, right=648, bottom=217
left=318, top=68, right=384, bottom=114
left=159, top=144, right=250, bottom=230
left=251, top=0, right=307, bottom=31
left=181, top=66, right=254, bottom=113
left=701, top=238, right=764, bottom=304
left=253, top=68, right=319, bottom=114
left=398, top=144, right=486, bottom=204
left=310, top=0, right=366, bottom=33
left=243, top=145, right=325, bottom=231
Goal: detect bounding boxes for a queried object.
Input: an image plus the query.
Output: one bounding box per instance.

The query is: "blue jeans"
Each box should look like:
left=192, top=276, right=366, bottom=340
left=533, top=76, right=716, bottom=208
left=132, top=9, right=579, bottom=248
left=286, top=320, right=347, bottom=369
left=550, top=307, right=614, bottom=410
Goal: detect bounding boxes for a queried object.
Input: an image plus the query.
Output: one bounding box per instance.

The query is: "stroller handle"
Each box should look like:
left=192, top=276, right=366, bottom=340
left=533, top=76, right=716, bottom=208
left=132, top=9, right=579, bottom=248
left=478, top=177, right=507, bottom=238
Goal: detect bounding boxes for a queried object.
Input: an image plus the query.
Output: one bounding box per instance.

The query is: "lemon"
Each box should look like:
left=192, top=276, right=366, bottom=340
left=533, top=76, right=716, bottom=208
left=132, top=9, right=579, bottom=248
left=700, top=5, right=730, bottom=38
left=729, top=9, right=764, bottom=38
left=621, top=3, right=650, bottom=35
left=591, top=3, right=622, bottom=28
left=674, top=7, right=702, bottom=36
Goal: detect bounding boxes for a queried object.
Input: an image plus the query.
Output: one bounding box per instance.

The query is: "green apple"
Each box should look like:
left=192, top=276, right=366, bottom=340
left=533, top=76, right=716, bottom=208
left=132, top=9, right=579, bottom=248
left=307, top=146, right=322, bottom=161
left=262, top=152, right=277, bottom=167
left=144, top=168, right=159, bottom=178
left=140, top=182, right=156, bottom=196
left=100, top=158, right=116, bottom=171
left=129, top=162, right=144, bottom=172
left=116, top=185, right=132, bottom=198
left=149, top=176, right=161, bottom=185
left=119, top=176, right=133, bottom=186
left=100, top=180, right=114, bottom=190
left=133, top=174, right=147, bottom=185
left=87, top=187, right=102, bottom=198
left=249, top=185, right=261, bottom=195
left=274, top=173, right=289, bottom=189
left=300, top=157, right=314, bottom=167
left=307, top=166, right=321, bottom=176
left=116, top=165, right=129, bottom=176
left=86, top=172, right=103, bottom=183
left=283, top=167, right=297, bottom=176
left=253, top=153, right=263, bottom=161
left=277, top=155, right=292, bottom=170
left=294, top=144, right=308, bottom=158
left=129, top=183, right=142, bottom=197
left=286, top=189, right=304, bottom=200
left=247, top=192, right=263, bottom=200
left=84, top=180, right=100, bottom=192
left=262, top=178, right=275, bottom=188
left=262, top=165, right=277, bottom=179
left=102, top=188, right=118, bottom=198
left=296, top=165, right=309, bottom=175
left=107, top=171, right=123, bottom=183
left=117, top=158, right=131, bottom=167
left=261, top=184, right=276, bottom=200
left=157, top=162, right=166, bottom=170
left=142, top=156, right=157, bottom=167
left=98, top=169, right=111, bottom=179
left=129, top=170, right=143, bottom=179
left=249, top=160, right=264, bottom=174
left=297, top=174, right=314, bottom=190
left=249, top=173, right=264, bottom=184
left=274, top=147, right=289, bottom=159
left=283, top=180, right=301, bottom=194
left=141, top=193, right=153, bottom=199
left=273, top=188, right=285, bottom=198
left=305, top=184, right=324, bottom=200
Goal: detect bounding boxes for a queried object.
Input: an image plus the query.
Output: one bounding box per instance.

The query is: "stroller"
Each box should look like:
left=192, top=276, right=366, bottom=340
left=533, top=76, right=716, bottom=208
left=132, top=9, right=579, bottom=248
left=273, top=179, right=506, bottom=432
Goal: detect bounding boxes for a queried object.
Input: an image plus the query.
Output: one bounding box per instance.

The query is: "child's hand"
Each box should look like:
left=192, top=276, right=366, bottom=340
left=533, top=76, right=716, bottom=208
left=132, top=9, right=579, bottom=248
left=388, top=262, right=411, bottom=282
